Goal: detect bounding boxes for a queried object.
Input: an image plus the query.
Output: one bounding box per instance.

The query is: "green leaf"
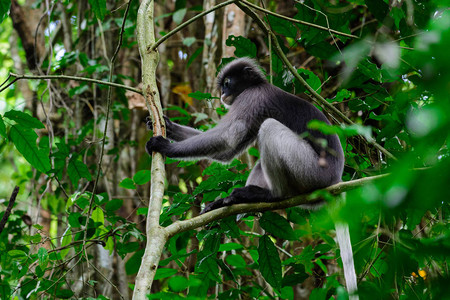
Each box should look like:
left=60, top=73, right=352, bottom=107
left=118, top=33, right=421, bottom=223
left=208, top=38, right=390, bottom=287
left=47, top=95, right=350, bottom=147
left=183, top=37, right=196, bottom=47
left=8, top=250, right=27, bottom=260
left=88, top=0, right=107, bottom=20
left=226, top=254, right=247, bottom=268
left=198, top=256, right=221, bottom=282
left=173, top=8, right=187, bottom=24
left=125, top=249, right=144, bottom=275
left=218, top=243, right=244, bottom=252
left=0, top=114, right=6, bottom=138
left=258, top=235, right=282, bottom=291
left=226, top=35, right=257, bottom=58
left=133, top=170, right=151, bottom=185
left=358, top=59, right=382, bottom=83
left=188, top=91, right=219, bottom=101
left=105, top=198, right=123, bottom=211
left=38, top=247, right=49, bottom=269
left=119, top=178, right=136, bottom=189
left=366, top=0, right=392, bottom=24
left=4, top=110, right=45, bottom=129
left=267, top=14, right=298, bottom=39
left=55, top=289, right=75, bottom=299
left=0, top=0, right=10, bottom=24
left=10, top=124, right=51, bottom=173
left=260, top=212, right=296, bottom=240
left=68, top=157, right=92, bottom=186
left=169, top=276, right=189, bottom=292
left=297, top=68, right=322, bottom=94
left=92, top=207, right=104, bottom=224
left=154, top=268, right=178, bottom=280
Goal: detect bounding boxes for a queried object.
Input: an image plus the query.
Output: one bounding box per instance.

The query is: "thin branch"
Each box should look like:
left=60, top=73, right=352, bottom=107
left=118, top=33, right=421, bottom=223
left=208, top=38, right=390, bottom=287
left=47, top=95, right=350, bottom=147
left=0, top=186, right=20, bottom=235
left=235, top=1, right=397, bottom=161
left=83, top=0, right=133, bottom=278
left=241, top=0, right=358, bottom=39
left=165, top=174, right=388, bottom=237
left=149, top=0, right=238, bottom=51
left=3, top=73, right=142, bottom=94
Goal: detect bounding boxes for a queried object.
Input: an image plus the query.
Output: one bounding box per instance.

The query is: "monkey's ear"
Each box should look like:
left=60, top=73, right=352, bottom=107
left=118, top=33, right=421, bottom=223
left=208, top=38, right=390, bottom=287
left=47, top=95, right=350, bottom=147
left=243, top=66, right=257, bottom=80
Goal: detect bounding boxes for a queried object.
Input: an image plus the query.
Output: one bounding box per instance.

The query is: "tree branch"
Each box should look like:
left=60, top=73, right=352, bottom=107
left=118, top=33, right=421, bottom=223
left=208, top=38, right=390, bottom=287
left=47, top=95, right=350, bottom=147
left=0, top=186, right=20, bottom=235
left=2, top=73, right=142, bottom=95
left=165, top=174, right=388, bottom=237
left=133, top=0, right=168, bottom=298
left=239, top=0, right=359, bottom=39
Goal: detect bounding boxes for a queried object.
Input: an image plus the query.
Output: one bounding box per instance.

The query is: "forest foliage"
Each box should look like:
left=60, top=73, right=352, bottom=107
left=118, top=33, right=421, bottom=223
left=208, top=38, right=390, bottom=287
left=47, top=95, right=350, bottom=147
left=0, top=0, right=449, bottom=299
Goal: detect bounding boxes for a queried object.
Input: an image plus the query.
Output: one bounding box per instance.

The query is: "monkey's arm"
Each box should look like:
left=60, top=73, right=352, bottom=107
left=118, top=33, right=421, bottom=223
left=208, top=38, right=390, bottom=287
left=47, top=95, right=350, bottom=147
left=146, top=119, right=253, bottom=162
left=147, top=116, right=202, bottom=142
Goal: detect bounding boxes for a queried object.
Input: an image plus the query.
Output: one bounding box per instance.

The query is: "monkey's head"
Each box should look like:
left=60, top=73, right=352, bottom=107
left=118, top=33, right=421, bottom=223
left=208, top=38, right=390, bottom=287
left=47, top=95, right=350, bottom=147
left=217, top=57, right=266, bottom=108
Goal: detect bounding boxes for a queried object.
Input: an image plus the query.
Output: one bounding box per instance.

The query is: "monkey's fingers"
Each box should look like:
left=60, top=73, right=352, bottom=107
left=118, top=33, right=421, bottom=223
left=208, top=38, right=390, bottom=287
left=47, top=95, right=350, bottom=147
left=200, top=198, right=228, bottom=214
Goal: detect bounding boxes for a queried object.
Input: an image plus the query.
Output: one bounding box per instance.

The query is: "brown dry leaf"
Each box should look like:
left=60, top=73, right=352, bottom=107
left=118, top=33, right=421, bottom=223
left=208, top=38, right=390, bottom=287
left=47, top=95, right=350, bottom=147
left=172, top=83, right=193, bottom=106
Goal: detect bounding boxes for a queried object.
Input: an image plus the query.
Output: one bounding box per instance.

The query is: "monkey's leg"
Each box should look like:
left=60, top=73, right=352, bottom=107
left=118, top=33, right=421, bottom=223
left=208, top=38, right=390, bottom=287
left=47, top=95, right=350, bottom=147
left=258, top=118, right=330, bottom=196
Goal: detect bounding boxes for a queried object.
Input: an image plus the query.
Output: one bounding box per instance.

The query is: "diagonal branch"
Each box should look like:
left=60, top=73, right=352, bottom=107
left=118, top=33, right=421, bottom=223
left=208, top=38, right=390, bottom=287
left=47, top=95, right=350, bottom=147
left=165, top=174, right=388, bottom=237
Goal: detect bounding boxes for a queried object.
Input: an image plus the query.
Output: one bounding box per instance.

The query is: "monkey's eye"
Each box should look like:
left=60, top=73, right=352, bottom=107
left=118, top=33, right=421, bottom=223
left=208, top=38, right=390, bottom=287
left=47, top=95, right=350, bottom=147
left=223, top=77, right=231, bottom=88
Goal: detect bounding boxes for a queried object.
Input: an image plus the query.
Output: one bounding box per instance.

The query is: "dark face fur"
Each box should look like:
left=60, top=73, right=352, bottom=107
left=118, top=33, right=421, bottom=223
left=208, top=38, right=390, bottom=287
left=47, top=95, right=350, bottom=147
left=217, top=58, right=266, bottom=107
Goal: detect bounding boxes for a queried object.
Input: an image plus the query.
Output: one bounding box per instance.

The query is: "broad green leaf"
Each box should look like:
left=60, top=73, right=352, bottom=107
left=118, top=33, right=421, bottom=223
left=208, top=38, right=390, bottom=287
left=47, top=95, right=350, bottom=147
left=0, top=0, right=11, bottom=24
left=173, top=8, right=187, bottom=24
left=226, top=35, right=257, bottom=58
left=198, top=256, right=221, bottom=282
left=297, top=68, right=322, bottom=94
left=38, top=247, right=49, bottom=269
left=10, top=124, right=51, bottom=173
left=125, top=249, right=144, bottom=275
left=183, top=37, right=196, bottom=47
left=267, top=14, right=298, bottom=39
left=154, top=268, right=178, bottom=280
left=169, top=276, right=189, bottom=292
left=119, top=178, right=136, bottom=189
left=358, top=59, right=382, bottom=83
left=258, top=235, right=282, bottom=291
left=8, top=250, right=27, bottom=260
left=4, top=110, right=45, bottom=129
left=105, top=198, right=123, bottom=211
left=133, top=170, right=151, bottom=185
left=226, top=254, right=247, bottom=268
left=88, top=0, right=107, bottom=20
left=92, top=207, right=104, bottom=224
left=68, top=157, right=92, bottom=186
left=260, top=212, right=296, bottom=240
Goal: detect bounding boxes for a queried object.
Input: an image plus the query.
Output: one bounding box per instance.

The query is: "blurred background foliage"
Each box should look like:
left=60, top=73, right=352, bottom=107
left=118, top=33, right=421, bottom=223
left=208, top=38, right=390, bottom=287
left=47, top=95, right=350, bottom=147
left=0, top=0, right=449, bottom=299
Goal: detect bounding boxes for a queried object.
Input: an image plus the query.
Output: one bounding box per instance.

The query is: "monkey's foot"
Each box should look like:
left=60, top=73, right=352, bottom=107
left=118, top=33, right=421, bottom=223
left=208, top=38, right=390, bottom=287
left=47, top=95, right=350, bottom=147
left=200, top=185, right=275, bottom=214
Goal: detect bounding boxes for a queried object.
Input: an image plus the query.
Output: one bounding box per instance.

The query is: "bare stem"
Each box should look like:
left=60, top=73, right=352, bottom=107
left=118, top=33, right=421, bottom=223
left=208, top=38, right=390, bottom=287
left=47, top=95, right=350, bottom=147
left=5, top=72, right=142, bottom=94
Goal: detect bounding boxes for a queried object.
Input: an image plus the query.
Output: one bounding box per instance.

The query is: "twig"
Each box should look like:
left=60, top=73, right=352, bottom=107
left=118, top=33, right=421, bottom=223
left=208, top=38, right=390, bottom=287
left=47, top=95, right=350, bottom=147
left=241, top=0, right=358, bottom=39
left=0, top=186, right=20, bottom=235
left=2, top=73, right=142, bottom=95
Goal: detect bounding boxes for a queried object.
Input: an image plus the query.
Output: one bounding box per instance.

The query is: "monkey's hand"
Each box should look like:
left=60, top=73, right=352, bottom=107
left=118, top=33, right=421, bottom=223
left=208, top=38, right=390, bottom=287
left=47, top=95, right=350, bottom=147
left=146, top=116, right=173, bottom=132
left=145, top=136, right=172, bottom=156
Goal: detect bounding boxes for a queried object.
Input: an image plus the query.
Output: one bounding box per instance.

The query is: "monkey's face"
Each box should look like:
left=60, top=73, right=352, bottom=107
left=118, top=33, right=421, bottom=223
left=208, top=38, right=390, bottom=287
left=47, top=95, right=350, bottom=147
left=220, top=77, right=236, bottom=108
